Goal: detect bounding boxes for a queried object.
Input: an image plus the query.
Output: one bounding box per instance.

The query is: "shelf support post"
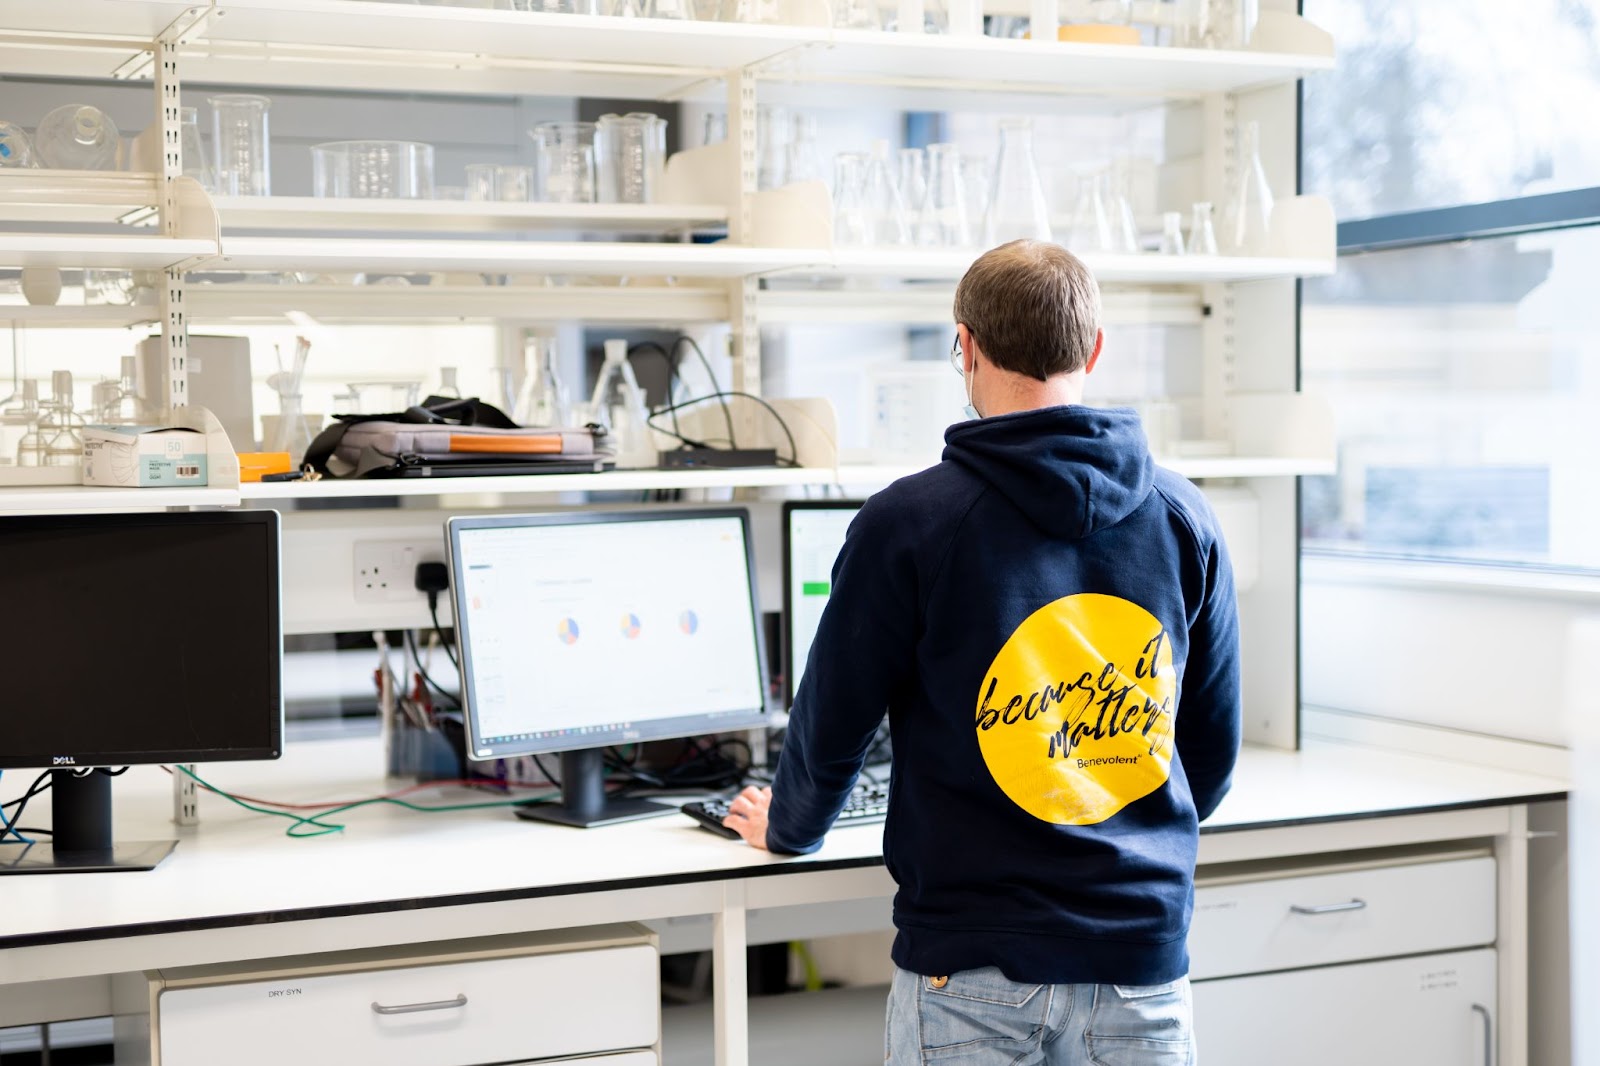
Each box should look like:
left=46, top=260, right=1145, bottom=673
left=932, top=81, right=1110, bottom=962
left=726, top=67, right=762, bottom=443
left=1198, top=92, right=1237, bottom=443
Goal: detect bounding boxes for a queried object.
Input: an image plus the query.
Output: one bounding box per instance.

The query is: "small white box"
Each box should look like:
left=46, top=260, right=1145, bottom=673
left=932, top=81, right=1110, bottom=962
left=82, top=426, right=209, bottom=488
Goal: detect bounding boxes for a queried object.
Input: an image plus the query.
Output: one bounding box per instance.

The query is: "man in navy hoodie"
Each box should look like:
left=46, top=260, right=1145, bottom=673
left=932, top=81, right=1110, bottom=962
left=724, top=239, right=1241, bottom=1065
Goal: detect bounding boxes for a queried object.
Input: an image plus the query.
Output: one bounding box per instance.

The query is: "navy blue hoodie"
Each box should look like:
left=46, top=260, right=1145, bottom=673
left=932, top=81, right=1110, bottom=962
left=767, top=405, right=1241, bottom=986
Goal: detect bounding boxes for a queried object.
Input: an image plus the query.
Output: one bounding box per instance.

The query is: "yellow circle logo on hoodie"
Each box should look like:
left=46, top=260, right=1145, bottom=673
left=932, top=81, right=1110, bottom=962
left=974, top=593, right=1176, bottom=825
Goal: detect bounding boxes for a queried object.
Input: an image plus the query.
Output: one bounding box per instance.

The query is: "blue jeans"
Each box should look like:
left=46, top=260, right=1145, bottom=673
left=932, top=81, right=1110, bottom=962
left=885, top=966, right=1194, bottom=1066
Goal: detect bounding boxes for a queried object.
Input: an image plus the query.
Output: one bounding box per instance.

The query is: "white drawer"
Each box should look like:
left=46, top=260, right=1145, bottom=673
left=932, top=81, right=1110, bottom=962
left=1189, top=856, right=1495, bottom=980
left=154, top=938, right=658, bottom=1066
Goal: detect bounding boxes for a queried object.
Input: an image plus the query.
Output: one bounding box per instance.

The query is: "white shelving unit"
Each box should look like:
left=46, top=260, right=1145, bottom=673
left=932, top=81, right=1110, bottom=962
left=213, top=197, right=729, bottom=236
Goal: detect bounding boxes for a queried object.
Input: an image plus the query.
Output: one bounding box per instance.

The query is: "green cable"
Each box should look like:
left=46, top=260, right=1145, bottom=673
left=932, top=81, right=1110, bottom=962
left=175, top=766, right=559, bottom=839
left=790, top=940, right=824, bottom=992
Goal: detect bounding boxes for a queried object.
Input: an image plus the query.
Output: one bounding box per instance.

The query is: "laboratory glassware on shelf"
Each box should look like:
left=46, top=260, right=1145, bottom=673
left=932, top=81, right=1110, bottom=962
left=898, top=147, right=928, bottom=217
left=465, top=162, right=536, bottom=202
left=984, top=118, right=1052, bottom=245
left=832, top=152, right=872, bottom=246
left=9, top=381, right=44, bottom=468
left=786, top=114, right=824, bottom=184
left=41, top=371, right=84, bottom=469
left=596, top=113, right=667, bottom=203
left=34, top=105, right=120, bottom=170
left=703, top=112, right=728, bottom=146
left=758, top=106, right=790, bottom=190
left=1158, top=211, right=1186, bottom=255
left=1065, top=171, right=1113, bottom=253
left=1183, top=0, right=1257, bottom=47
left=509, top=0, right=602, bottom=11
left=435, top=367, right=463, bottom=401
left=1108, top=160, right=1142, bottom=253
left=864, top=140, right=912, bottom=245
left=833, top=0, right=881, bottom=29
left=1187, top=201, right=1219, bottom=255
left=960, top=152, right=991, bottom=236
left=917, top=142, right=970, bottom=247
left=0, top=121, right=38, bottom=168
left=210, top=94, right=271, bottom=196
left=1222, top=120, right=1274, bottom=253
left=178, top=107, right=213, bottom=190
left=313, top=141, right=435, bottom=199
left=515, top=336, right=569, bottom=429
left=647, top=0, right=695, bottom=17
left=532, top=122, right=599, bottom=203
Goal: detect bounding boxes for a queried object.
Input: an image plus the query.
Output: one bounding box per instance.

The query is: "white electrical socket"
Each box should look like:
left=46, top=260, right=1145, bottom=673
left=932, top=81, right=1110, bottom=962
left=353, top=540, right=433, bottom=604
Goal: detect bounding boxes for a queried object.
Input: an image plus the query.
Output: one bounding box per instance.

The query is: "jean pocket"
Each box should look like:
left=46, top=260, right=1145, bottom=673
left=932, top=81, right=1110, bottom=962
left=1086, top=979, right=1192, bottom=1066
left=918, top=967, right=1050, bottom=1061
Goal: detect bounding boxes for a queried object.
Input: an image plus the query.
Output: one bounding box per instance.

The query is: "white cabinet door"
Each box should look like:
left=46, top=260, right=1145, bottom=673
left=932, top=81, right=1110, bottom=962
left=1192, top=949, right=1495, bottom=1066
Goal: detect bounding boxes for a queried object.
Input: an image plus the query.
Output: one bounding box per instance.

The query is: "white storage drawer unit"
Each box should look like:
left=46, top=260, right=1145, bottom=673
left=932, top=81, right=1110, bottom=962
left=1189, top=854, right=1496, bottom=980
left=113, top=924, right=659, bottom=1066
left=1194, top=948, right=1497, bottom=1066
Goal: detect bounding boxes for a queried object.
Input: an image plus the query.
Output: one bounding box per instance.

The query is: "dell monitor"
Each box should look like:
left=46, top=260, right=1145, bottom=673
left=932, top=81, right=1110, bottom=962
left=1, top=509, right=282, bottom=874
left=781, top=501, right=863, bottom=709
left=448, top=509, right=767, bottom=828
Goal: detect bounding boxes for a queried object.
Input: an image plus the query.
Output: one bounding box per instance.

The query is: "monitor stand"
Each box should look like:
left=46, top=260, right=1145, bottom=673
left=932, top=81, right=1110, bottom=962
left=513, top=748, right=678, bottom=829
left=0, top=770, right=177, bottom=875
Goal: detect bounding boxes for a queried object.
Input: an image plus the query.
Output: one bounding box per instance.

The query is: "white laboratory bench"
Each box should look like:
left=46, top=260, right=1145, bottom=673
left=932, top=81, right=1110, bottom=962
left=0, top=737, right=1568, bottom=1066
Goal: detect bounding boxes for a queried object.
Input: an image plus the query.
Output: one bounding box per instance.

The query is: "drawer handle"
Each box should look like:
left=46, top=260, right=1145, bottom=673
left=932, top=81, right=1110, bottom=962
left=371, top=994, right=468, bottom=1016
left=1471, top=1003, right=1493, bottom=1066
left=1289, top=898, right=1367, bottom=915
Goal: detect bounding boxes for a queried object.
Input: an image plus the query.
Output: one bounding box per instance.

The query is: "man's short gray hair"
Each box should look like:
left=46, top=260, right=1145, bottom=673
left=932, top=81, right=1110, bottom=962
left=952, top=240, right=1102, bottom=381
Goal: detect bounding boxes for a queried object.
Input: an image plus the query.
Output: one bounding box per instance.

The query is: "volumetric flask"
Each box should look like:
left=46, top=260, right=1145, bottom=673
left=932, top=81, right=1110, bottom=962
left=209, top=94, right=271, bottom=196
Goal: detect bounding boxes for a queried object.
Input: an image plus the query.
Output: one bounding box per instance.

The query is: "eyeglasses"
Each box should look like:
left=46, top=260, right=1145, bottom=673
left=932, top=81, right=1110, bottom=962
left=950, top=333, right=963, bottom=376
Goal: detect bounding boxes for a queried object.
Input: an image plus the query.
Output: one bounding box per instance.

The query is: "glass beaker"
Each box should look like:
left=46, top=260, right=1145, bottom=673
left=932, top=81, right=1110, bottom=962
left=832, top=152, right=872, bottom=246
left=1222, top=120, right=1273, bottom=253
left=1158, top=211, right=1186, bottom=254
left=786, top=114, right=824, bottom=184
left=916, top=142, right=969, bottom=247
left=84, top=269, right=136, bottom=306
left=898, top=147, right=927, bottom=216
left=35, top=105, right=120, bottom=171
left=1187, top=201, right=1219, bottom=255
left=0, top=121, right=36, bottom=168
left=531, top=122, right=598, bottom=203
left=865, top=140, right=911, bottom=245
left=179, top=106, right=213, bottom=190
left=984, top=118, right=1052, bottom=246
left=597, top=113, right=656, bottom=203
left=758, top=106, right=789, bottom=190
left=466, top=163, right=536, bottom=202
left=209, top=94, right=271, bottom=196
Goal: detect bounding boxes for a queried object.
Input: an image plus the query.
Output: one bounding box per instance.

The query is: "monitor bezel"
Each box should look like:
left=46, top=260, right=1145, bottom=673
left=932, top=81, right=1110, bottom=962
left=780, top=499, right=865, bottom=710
left=447, top=507, right=769, bottom=762
left=0, top=508, right=284, bottom=769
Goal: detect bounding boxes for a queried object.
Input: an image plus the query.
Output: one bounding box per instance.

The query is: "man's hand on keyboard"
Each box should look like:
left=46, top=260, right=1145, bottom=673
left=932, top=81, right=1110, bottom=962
left=723, top=786, right=771, bottom=850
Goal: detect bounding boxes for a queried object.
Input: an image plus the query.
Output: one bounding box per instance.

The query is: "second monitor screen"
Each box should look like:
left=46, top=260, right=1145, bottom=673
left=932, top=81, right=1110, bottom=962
left=454, top=512, right=766, bottom=760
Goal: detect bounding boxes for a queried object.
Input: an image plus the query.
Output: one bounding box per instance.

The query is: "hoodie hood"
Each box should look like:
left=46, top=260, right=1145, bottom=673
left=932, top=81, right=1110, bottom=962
left=943, top=405, right=1154, bottom=539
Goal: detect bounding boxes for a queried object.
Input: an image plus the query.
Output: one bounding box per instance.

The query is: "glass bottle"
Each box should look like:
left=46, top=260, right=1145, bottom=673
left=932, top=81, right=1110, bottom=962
left=0, top=121, right=38, bottom=168
left=1158, top=211, right=1186, bottom=255
left=12, top=380, right=45, bottom=467
left=1222, top=120, right=1273, bottom=253
left=757, top=106, right=789, bottom=190
left=917, top=142, right=969, bottom=247
left=1065, top=171, right=1113, bottom=254
left=43, top=370, right=83, bottom=468
left=984, top=118, right=1052, bottom=246
left=898, top=147, right=927, bottom=217
left=786, top=114, right=824, bottom=185
left=832, top=152, right=872, bottom=246
left=864, top=140, right=911, bottom=245
left=209, top=94, right=272, bottom=196
left=1187, top=201, right=1219, bottom=255
left=179, top=106, right=213, bottom=190
left=35, top=105, right=120, bottom=171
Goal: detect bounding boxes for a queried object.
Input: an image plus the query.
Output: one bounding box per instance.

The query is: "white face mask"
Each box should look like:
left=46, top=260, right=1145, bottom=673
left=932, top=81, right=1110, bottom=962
left=956, top=334, right=981, bottom=421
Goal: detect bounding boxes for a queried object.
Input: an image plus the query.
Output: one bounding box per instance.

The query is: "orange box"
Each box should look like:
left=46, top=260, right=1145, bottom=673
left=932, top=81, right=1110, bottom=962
left=237, top=451, right=294, bottom=482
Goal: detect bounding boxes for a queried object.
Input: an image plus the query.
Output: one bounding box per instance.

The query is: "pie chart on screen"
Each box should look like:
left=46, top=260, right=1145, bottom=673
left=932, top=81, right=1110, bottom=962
left=557, top=618, right=580, bottom=645
left=621, top=612, right=642, bottom=639
left=679, top=610, right=699, bottom=635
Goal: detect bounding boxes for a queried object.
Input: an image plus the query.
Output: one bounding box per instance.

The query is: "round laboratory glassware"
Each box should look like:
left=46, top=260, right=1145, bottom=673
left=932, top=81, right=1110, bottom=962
left=0, top=121, right=38, bottom=168
left=530, top=122, right=598, bottom=203
left=1187, top=201, right=1219, bottom=255
left=832, top=152, right=872, bottom=246
left=898, top=147, right=927, bottom=217
left=916, top=142, right=970, bottom=247
left=35, top=105, right=120, bottom=171
left=984, top=118, right=1052, bottom=246
left=313, top=140, right=435, bottom=199
left=209, top=94, right=272, bottom=196
left=596, top=114, right=657, bottom=203
left=178, top=107, right=213, bottom=190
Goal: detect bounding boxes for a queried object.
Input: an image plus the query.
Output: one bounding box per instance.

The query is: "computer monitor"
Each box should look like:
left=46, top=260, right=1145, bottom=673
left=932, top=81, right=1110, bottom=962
left=781, top=501, right=863, bottom=709
left=1, top=510, right=282, bottom=875
left=448, top=509, right=767, bottom=828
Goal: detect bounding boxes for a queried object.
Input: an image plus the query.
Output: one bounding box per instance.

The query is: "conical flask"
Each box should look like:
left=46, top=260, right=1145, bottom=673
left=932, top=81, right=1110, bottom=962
left=983, top=118, right=1051, bottom=246
left=898, top=148, right=927, bottom=216
left=1222, top=120, right=1273, bottom=253
left=832, top=152, right=872, bottom=246
left=916, top=142, right=969, bottom=247
left=864, top=140, right=911, bottom=245
left=1065, top=171, right=1113, bottom=254
left=786, top=114, right=824, bottom=184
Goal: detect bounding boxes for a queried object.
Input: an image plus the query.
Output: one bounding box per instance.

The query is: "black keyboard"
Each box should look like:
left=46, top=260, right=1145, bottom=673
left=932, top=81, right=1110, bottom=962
left=682, top=781, right=890, bottom=839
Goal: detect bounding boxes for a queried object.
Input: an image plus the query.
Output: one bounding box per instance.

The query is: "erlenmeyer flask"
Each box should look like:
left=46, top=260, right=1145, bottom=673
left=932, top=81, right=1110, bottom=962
left=960, top=152, right=991, bottom=237
left=0, top=121, right=37, bottom=168
left=1065, top=171, right=1113, bottom=254
left=832, top=153, right=872, bottom=246
left=864, top=140, right=911, bottom=245
left=35, top=105, right=120, bottom=171
left=787, top=114, right=824, bottom=184
left=516, top=336, right=568, bottom=428
left=1108, top=160, right=1141, bottom=253
left=1187, top=201, right=1219, bottom=255
left=898, top=148, right=927, bottom=217
left=179, top=106, right=213, bottom=190
left=1222, top=120, right=1273, bottom=253
left=916, top=142, right=969, bottom=247
left=1158, top=211, right=1185, bottom=255
left=983, top=119, right=1052, bottom=246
